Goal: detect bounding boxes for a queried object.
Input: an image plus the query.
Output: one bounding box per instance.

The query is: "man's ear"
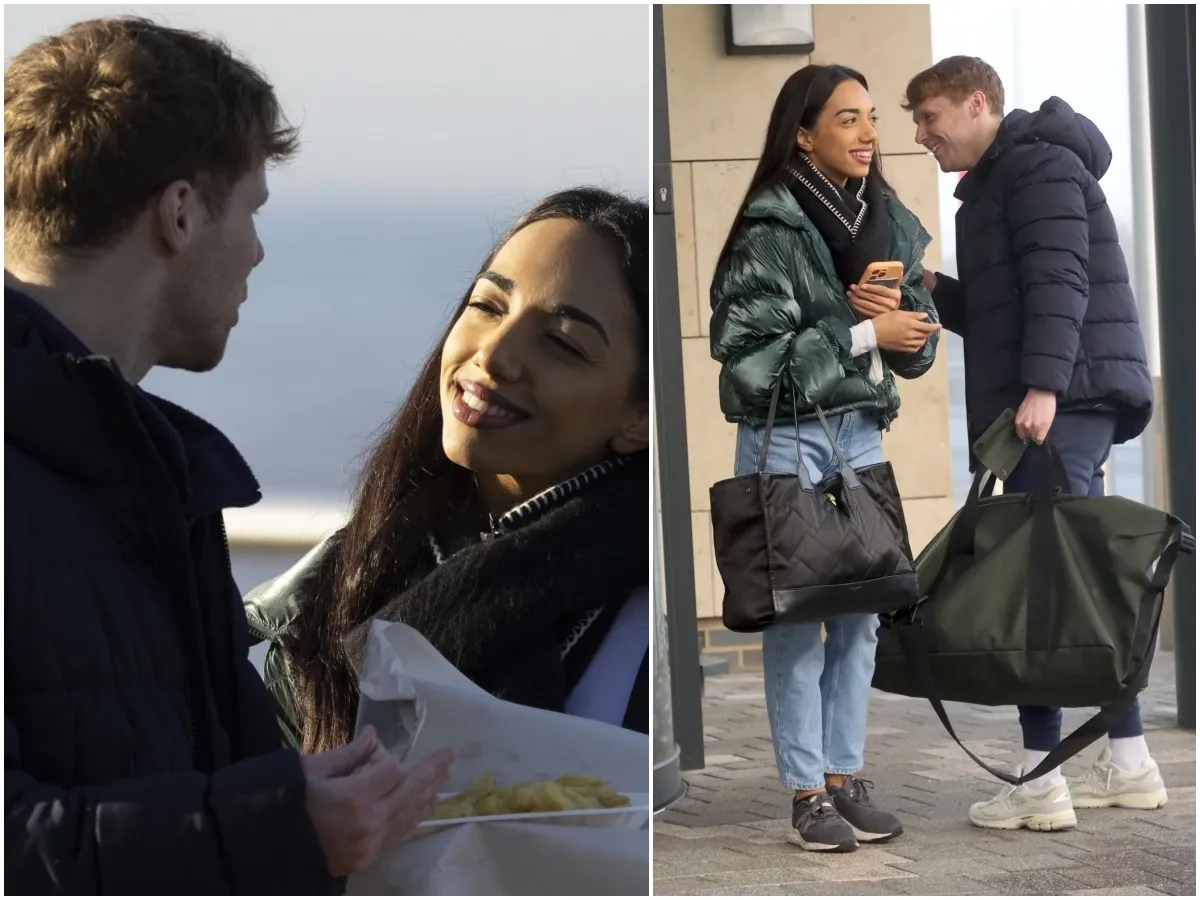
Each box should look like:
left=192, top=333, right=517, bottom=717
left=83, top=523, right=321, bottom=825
left=610, top=402, right=649, bottom=455
left=155, top=179, right=200, bottom=256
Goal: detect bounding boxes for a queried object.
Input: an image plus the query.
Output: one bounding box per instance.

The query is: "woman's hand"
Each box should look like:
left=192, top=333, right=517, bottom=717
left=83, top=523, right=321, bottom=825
left=847, top=283, right=902, bottom=319
left=872, top=310, right=941, bottom=354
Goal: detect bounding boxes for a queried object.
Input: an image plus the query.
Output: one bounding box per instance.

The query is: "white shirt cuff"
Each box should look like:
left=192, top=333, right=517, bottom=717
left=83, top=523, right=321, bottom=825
left=849, top=320, right=878, bottom=358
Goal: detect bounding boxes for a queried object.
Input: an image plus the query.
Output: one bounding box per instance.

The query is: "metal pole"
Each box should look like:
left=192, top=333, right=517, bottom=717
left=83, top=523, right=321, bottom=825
left=653, top=2, right=706, bottom=769
left=652, top=453, right=685, bottom=811
left=1143, top=2, right=1196, bottom=729
left=1126, top=4, right=1172, bottom=647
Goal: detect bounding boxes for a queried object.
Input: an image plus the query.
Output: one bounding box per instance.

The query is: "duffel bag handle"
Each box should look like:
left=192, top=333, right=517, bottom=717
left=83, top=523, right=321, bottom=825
left=925, top=439, right=1070, bottom=607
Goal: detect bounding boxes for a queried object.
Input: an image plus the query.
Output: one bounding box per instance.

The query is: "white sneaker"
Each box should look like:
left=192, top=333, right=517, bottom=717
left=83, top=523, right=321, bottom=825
left=968, top=771, right=1078, bottom=832
left=1072, top=747, right=1169, bottom=810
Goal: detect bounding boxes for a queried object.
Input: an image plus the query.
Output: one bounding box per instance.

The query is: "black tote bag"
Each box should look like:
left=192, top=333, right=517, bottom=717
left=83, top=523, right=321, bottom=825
left=710, top=378, right=919, bottom=633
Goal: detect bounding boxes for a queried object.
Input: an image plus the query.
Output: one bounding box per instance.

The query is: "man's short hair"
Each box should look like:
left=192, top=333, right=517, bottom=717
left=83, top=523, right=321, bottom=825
left=4, top=16, right=299, bottom=258
left=903, top=55, right=1005, bottom=117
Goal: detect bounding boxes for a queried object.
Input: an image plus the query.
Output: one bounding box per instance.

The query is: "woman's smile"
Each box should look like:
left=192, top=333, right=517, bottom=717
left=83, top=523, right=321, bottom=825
left=451, top=380, right=531, bottom=430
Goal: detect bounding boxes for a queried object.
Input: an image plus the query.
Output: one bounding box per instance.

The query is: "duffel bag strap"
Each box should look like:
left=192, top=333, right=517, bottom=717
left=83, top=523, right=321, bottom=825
left=897, top=623, right=1127, bottom=785
left=1126, top=523, right=1190, bottom=690
left=899, top=523, right=1191, bottom=786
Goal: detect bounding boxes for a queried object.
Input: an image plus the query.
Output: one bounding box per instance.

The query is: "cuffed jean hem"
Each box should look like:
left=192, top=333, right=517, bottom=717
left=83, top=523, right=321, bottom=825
left=823, top=765, right=862, bottom=776
left=782, top=779, right=828, bottom=792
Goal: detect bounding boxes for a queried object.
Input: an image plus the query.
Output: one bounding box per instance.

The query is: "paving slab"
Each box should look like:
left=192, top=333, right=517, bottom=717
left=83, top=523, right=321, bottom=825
left=654, top=652, right=1196, bottom=896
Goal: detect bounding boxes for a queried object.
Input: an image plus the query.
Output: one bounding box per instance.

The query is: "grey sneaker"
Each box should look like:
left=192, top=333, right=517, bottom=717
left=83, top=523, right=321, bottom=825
left=968, top=769, right=1077, bottom=832
left=789, top=793, right=858, bottom=853
left=827, top=777, right=904, bottom=843
left=1072, top=747, right=1168, bottom=810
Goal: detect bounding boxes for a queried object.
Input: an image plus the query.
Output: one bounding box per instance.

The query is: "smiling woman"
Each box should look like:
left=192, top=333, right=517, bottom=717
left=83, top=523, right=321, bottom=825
left=243, top=187, right=651, bottom=755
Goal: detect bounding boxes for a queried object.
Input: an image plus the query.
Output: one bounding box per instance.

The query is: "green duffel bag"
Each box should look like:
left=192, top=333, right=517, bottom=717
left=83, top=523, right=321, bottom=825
left=873, top=410, right=1193, bottom=785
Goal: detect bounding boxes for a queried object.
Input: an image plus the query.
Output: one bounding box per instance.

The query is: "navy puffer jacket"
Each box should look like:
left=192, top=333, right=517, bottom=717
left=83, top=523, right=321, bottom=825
left=5, top=290, right=337, bottom=895
left=933, top=96, right=1153, bottom=448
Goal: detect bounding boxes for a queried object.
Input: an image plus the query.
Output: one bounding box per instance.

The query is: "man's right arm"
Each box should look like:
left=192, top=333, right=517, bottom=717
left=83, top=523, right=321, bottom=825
left=926, top=271, right=968, bottom=336
left=6, top=719, right=339, bottom=896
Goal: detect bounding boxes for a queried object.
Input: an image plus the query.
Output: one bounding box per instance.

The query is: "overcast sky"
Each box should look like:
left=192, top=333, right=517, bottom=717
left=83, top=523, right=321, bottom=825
left=3, top=4, right=650, bottom=207
left=931, top=2, right=1135, bottom=245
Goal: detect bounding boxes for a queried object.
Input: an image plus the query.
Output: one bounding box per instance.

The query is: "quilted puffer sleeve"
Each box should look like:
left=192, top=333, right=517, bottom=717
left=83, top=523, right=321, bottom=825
left=1007, top=145, right=1091, bottom=395
left=5, top=717, right=337, bottom=895
left=710, top=219, right=852, bottom=417
left=883, top=255, right=941, bottom=380
left=930, top=272, right=967, bottom=336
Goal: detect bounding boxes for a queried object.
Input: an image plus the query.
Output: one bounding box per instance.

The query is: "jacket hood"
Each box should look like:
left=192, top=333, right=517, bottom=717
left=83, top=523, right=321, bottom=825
left=1002, top=96, right=1112, bottom=179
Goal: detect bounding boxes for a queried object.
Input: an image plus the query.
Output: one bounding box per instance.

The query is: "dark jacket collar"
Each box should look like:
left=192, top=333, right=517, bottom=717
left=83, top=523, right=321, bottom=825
left=956, top=97, right=1112, bottom=206
left=6, top=287, right=260, bottom=518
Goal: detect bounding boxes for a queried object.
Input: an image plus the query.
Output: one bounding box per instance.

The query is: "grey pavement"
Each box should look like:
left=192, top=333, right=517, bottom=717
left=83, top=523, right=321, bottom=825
left=654, top=652, right=1196, bottom=896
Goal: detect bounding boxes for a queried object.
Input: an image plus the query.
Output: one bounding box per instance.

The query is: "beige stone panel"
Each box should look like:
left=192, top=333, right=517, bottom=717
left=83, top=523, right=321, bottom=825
left=663, top=4, right=811, bottom=162
left=879, top=153, right=943, bottom=270
left=680, top=336, right=736, bottom=511
left=902, top=495, right=957, bottom=556
left=810, top=5, right=933, bottom=154
left=690, top=159, right=757, bottom=336
left=885, top=350, right=953, bottom=499
left=691, top=511, right=717, bottom=620
left=672, top=162, right=700, bottom=339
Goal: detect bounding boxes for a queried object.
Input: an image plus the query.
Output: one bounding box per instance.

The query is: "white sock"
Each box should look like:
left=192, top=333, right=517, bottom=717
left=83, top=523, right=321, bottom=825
left=1109, top=736, right=1153, bottom=772
left=1022, top=749, right=1061, bottom=790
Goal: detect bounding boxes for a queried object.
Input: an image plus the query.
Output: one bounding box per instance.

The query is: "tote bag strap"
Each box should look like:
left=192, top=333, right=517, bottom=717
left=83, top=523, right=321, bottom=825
left=759, top=376, right=860, bottom=491
left=759, top=378, right=813, bottom=491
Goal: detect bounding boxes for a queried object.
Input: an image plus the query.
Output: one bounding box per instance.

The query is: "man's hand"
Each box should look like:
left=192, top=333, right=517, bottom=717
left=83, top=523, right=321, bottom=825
left=847, top=282, right=902, bottom=319
left=1015, top=388, right=1057, bottom=444
left=922, top=270, right=937, bottom=292
left=872, top=310, right=941, bottom=353
left=302, top=726, right=455, bottom=877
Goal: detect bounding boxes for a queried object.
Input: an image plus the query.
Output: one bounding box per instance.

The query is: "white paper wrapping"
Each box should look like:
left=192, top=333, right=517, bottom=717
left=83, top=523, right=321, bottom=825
left=346, top=620, right=650, bottom=896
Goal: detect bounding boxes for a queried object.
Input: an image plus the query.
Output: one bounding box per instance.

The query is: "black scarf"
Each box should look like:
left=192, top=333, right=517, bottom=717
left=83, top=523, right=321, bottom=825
left=345, top=454, right=649, bottom=728
left=786, top=152, right=893, bottom=289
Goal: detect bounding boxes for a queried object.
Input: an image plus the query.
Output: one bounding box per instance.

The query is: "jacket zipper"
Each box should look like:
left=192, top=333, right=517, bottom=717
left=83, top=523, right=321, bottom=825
left=98, top=358, right=201, bottom=769
left=181, top=651, right=197, bottom=765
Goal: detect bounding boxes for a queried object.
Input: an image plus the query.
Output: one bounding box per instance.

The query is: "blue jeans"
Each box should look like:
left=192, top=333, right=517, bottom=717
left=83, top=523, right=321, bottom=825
left=735, top=410, right=885, bottom=790
left=1003, top=410, right=1143, bottom=750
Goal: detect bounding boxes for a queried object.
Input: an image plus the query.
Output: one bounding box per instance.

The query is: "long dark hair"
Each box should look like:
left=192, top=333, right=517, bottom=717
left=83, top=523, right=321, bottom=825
left=715, top=64, right=893, bottom=273
left=289, top=187, right=649, bottom=754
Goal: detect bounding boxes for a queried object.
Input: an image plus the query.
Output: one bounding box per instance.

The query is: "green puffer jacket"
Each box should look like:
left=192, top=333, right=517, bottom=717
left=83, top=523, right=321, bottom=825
left=710, top=182, right=938, bottom=430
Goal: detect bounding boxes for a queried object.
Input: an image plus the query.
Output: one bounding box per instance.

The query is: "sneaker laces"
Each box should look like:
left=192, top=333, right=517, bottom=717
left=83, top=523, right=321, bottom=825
left=795, top=794, right=836, bottom=828
left=843, top=776, right=877, bottom=806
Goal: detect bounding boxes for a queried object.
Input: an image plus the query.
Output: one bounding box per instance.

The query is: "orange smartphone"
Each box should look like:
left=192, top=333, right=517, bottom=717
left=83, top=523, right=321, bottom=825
left=858, top=261, right=904, bottom=290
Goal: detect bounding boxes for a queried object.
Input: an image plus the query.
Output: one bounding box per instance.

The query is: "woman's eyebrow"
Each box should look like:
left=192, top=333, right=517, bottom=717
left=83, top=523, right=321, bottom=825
left=478, top=270, right=515, bottom=293
left=551, top=302, right=609, bottom=346
left=478, top=270, right=609, bottom=345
